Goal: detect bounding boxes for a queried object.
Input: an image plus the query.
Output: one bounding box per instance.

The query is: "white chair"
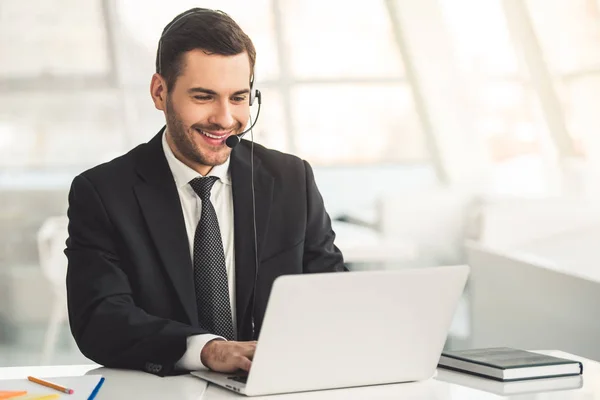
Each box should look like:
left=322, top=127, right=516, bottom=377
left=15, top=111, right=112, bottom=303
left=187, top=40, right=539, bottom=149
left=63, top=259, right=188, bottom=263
left=37, top=215, right=69, bottom=365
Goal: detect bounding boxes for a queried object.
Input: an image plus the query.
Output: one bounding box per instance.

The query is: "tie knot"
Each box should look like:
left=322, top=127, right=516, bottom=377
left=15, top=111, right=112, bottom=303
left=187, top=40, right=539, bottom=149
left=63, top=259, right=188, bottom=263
left=190, top=176, right=218, bottom=201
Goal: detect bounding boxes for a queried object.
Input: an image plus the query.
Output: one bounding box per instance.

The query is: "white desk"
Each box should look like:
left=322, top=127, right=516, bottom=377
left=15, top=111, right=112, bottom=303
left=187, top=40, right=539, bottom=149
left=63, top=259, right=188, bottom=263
left=1, top=351, right=598, bottom=399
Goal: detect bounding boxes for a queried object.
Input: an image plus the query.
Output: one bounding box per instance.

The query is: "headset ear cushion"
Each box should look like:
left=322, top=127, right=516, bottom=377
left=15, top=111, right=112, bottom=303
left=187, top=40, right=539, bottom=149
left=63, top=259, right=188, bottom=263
left=249, top=87, right=256, bottom=106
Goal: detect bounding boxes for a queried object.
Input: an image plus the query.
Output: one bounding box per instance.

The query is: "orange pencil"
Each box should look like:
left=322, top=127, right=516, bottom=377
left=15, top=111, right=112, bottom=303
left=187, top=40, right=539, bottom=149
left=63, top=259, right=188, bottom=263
left=0, top=391, right=27, bottom=399
left=27, top=376, right=74, bottom=394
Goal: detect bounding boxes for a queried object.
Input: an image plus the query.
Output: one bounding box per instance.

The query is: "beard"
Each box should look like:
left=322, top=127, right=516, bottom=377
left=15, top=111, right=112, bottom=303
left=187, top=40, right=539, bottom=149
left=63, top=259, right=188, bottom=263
left=165, top=96, right=238, bottom=167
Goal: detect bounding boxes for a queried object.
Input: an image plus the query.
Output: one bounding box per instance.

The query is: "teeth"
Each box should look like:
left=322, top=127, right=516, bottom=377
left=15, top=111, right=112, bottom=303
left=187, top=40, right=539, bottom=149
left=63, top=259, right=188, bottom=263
left=199, top=129, right=227, bottom=139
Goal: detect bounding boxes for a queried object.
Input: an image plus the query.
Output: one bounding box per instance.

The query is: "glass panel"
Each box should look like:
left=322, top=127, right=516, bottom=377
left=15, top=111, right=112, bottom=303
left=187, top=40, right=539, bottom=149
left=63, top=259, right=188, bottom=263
left=474, top=82, right=551, bottom=162
left=438, top=0, right=520, bottom=78
left=0, top=90, right=125, bottom=168
left=0, top=0, right=110, bottom=78
left=115, top=0, right=279, bottom=82
left=476, top=82, right=559, bottom=195
left=280, top=0, right=404, bottom=78
left=561, top=75, right=600, bottom=157
left=291, top=84, right=426, bottom=165
left=527, top=0, right=600, bottom=75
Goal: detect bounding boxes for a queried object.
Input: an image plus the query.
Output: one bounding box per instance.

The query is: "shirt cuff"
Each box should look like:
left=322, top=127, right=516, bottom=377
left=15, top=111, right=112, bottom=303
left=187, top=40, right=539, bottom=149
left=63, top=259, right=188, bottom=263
left=175, top=334, right=225, bottom=371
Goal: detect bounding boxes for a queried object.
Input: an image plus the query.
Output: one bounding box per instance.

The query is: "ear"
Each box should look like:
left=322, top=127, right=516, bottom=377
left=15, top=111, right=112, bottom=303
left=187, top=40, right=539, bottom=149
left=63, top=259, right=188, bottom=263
left=150, top=73, right=167, bottom=111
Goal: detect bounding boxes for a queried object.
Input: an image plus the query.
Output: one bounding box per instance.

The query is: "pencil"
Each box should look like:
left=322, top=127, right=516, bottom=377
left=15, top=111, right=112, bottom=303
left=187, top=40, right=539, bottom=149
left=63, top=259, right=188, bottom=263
left=87, top=377, right=105, bottom=400
left=27, top=376, right=74, bottom=394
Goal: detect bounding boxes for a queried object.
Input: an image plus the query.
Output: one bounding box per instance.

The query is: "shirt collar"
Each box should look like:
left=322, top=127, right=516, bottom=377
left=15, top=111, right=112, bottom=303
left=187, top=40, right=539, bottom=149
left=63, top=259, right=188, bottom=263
left=161, top=129, right=231, bottom=189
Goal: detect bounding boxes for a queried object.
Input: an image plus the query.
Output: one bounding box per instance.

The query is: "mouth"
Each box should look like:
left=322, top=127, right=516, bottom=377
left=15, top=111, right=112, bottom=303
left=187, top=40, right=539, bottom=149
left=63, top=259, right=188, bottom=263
left=195, top=128, right=232, bottom=145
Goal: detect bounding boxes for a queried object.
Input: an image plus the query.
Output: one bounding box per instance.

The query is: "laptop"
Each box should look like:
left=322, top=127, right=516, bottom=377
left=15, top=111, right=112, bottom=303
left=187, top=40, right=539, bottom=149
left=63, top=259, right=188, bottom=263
left=191, top=265, right=469, bottom=396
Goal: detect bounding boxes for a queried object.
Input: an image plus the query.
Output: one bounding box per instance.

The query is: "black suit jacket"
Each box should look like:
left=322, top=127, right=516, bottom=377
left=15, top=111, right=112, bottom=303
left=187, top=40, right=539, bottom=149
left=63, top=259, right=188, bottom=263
left=65, top=131, right=345, bottom=376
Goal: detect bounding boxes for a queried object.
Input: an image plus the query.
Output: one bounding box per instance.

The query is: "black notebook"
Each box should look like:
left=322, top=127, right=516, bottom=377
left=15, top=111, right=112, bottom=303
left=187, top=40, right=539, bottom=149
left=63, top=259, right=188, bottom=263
left=438, top=347, right=583, bottom=381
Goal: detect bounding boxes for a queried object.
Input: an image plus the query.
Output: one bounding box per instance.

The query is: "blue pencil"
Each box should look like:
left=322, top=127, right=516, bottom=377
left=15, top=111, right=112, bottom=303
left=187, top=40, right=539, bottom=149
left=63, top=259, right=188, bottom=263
left=87, top=377, right=105, bottom=400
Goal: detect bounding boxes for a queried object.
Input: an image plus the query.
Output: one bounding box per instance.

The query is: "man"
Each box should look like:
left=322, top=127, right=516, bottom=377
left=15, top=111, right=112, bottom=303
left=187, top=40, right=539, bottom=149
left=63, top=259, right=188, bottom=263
left=65, top=8, right=345, bottom=377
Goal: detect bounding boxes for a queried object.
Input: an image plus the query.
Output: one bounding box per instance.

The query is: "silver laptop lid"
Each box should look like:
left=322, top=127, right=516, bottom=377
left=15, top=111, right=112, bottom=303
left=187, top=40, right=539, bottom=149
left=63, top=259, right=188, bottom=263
left=244, top=265, right=469, bottom=396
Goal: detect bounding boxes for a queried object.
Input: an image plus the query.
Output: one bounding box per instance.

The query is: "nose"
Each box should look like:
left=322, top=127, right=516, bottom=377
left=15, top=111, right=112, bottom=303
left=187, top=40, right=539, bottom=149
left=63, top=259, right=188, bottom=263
left=208, top=99, right=235, bottom=130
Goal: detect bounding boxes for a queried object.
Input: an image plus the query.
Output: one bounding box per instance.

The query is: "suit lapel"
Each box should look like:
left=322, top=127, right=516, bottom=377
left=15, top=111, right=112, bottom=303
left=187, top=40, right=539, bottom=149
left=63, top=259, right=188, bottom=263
left=230, top=142, right=273, bottom=337
left=133, top=129, right=198, bottom=326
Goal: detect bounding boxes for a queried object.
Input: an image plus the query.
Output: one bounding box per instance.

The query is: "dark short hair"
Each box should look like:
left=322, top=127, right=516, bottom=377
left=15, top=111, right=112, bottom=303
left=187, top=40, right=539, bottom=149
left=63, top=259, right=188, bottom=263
left=156, top=8, right=256, bottom=92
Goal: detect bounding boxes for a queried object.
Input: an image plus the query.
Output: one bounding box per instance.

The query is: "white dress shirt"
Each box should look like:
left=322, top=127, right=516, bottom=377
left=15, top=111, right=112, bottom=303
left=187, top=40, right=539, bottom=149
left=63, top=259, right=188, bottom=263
left=161, top=132, right=237, bottom=370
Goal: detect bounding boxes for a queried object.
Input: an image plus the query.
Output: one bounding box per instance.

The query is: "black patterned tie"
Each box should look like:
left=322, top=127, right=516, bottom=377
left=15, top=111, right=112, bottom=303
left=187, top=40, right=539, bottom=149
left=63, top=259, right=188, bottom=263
left=189, top=176, right=235, bottom=340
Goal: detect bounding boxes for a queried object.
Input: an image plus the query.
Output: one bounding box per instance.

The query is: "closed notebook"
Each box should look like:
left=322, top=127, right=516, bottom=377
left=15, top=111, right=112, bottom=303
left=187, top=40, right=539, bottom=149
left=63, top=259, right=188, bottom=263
left=438, top=348, right=583, bottom=381
left=437, top=367, right=584, bottom=395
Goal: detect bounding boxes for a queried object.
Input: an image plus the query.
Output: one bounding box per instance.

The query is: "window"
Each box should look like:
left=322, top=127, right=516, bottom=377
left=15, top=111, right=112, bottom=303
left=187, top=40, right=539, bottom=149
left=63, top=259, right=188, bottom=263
left=527, top=0, right=600, bottom=76
left=114, top=0, right=427, bottom=165
left=527, top=0, right=600, bottom=160
left=438, top=0, right=552, bottom=168
left=280, top=0, right=405, bottom=78
left=0, top=91, right=124, bottom=168
left=439, top=0, right=520, bottom=78
left=0, top=0, right=115, bottom=170
left=291, top=84, right=424, bottom=164
left=0, top=0, right=110, bottom=78
left=437, top=0, right=600, bottom=194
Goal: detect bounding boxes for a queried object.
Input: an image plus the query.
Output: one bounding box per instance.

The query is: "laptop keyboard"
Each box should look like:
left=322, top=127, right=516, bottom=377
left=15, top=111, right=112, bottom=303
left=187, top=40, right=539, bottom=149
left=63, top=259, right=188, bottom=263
left=228, top=375, right=248, bottom=384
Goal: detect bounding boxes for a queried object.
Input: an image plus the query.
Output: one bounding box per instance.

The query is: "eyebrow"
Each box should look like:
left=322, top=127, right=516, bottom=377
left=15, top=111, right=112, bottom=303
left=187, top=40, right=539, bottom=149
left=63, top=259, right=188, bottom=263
left=188, top=87, right=250, bottom=96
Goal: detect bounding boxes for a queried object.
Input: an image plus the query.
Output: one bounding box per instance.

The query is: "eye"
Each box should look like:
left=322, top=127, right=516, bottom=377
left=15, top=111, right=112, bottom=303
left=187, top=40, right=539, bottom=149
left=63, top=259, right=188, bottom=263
left=194, top=95, right=212, bottom=101
left=232, top=96, right=247, bottom=103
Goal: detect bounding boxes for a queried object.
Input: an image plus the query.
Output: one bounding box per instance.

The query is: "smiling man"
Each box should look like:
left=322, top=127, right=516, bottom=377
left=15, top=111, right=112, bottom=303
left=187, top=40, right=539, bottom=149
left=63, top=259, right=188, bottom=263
left=64, top=8, right=345, bottom=377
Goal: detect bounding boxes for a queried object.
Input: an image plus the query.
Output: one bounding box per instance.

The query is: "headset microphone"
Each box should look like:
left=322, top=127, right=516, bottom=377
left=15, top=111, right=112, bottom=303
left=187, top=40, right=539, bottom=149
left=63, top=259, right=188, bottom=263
left=226, top=89, right=261, bottom=148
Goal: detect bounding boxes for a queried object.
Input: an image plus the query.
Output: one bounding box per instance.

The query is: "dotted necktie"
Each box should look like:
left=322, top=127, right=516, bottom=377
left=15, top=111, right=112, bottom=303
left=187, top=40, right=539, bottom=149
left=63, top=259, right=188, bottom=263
left=189, top=176, right=235, bottom=340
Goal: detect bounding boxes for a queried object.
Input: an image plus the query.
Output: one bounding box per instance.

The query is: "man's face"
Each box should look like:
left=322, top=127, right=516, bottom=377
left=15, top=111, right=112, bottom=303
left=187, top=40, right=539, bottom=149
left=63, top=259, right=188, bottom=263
left=158, top=49, right=252, bottom=170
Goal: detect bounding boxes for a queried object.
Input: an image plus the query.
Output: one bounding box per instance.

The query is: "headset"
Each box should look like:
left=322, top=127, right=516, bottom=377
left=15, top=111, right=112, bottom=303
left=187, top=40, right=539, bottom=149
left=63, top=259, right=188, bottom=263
left=158, top=8, right=261, bottom=340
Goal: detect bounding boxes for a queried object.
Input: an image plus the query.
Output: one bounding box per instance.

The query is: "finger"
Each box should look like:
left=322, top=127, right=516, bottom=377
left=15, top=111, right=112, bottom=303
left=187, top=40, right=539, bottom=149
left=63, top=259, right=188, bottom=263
left=234, top=355, right=252, bottom=372
left=239, top=344, right=257, bottom=358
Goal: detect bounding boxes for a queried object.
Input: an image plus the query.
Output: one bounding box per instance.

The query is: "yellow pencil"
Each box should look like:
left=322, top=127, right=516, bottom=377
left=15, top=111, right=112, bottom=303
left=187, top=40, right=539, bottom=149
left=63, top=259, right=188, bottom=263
left=14, top=395, right=60, bottom=400
left=27, top=376, right=73, bottom=394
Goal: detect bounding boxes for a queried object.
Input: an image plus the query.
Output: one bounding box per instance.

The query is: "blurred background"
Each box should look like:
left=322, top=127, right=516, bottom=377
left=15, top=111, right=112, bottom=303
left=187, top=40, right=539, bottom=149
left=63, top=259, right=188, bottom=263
left=1, top=0, right=600, bottom=367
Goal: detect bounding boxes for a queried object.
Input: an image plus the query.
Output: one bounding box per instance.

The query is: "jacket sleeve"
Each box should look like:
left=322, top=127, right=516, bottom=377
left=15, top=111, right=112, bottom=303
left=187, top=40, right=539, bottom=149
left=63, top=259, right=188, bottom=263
left=65, top=174, right=206, bottom=376
left=301, top=160, right=347, bottom=273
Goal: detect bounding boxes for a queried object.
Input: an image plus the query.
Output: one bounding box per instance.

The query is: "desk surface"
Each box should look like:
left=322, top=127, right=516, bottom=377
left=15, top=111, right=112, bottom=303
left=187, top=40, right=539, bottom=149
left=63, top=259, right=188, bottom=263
left=0, top=351, right=598, bottom=399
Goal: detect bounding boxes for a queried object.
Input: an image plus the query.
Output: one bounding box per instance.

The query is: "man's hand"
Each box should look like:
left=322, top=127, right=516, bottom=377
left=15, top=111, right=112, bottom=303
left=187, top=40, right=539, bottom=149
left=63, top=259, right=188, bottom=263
left=201, top=339, right=257, bottom=373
